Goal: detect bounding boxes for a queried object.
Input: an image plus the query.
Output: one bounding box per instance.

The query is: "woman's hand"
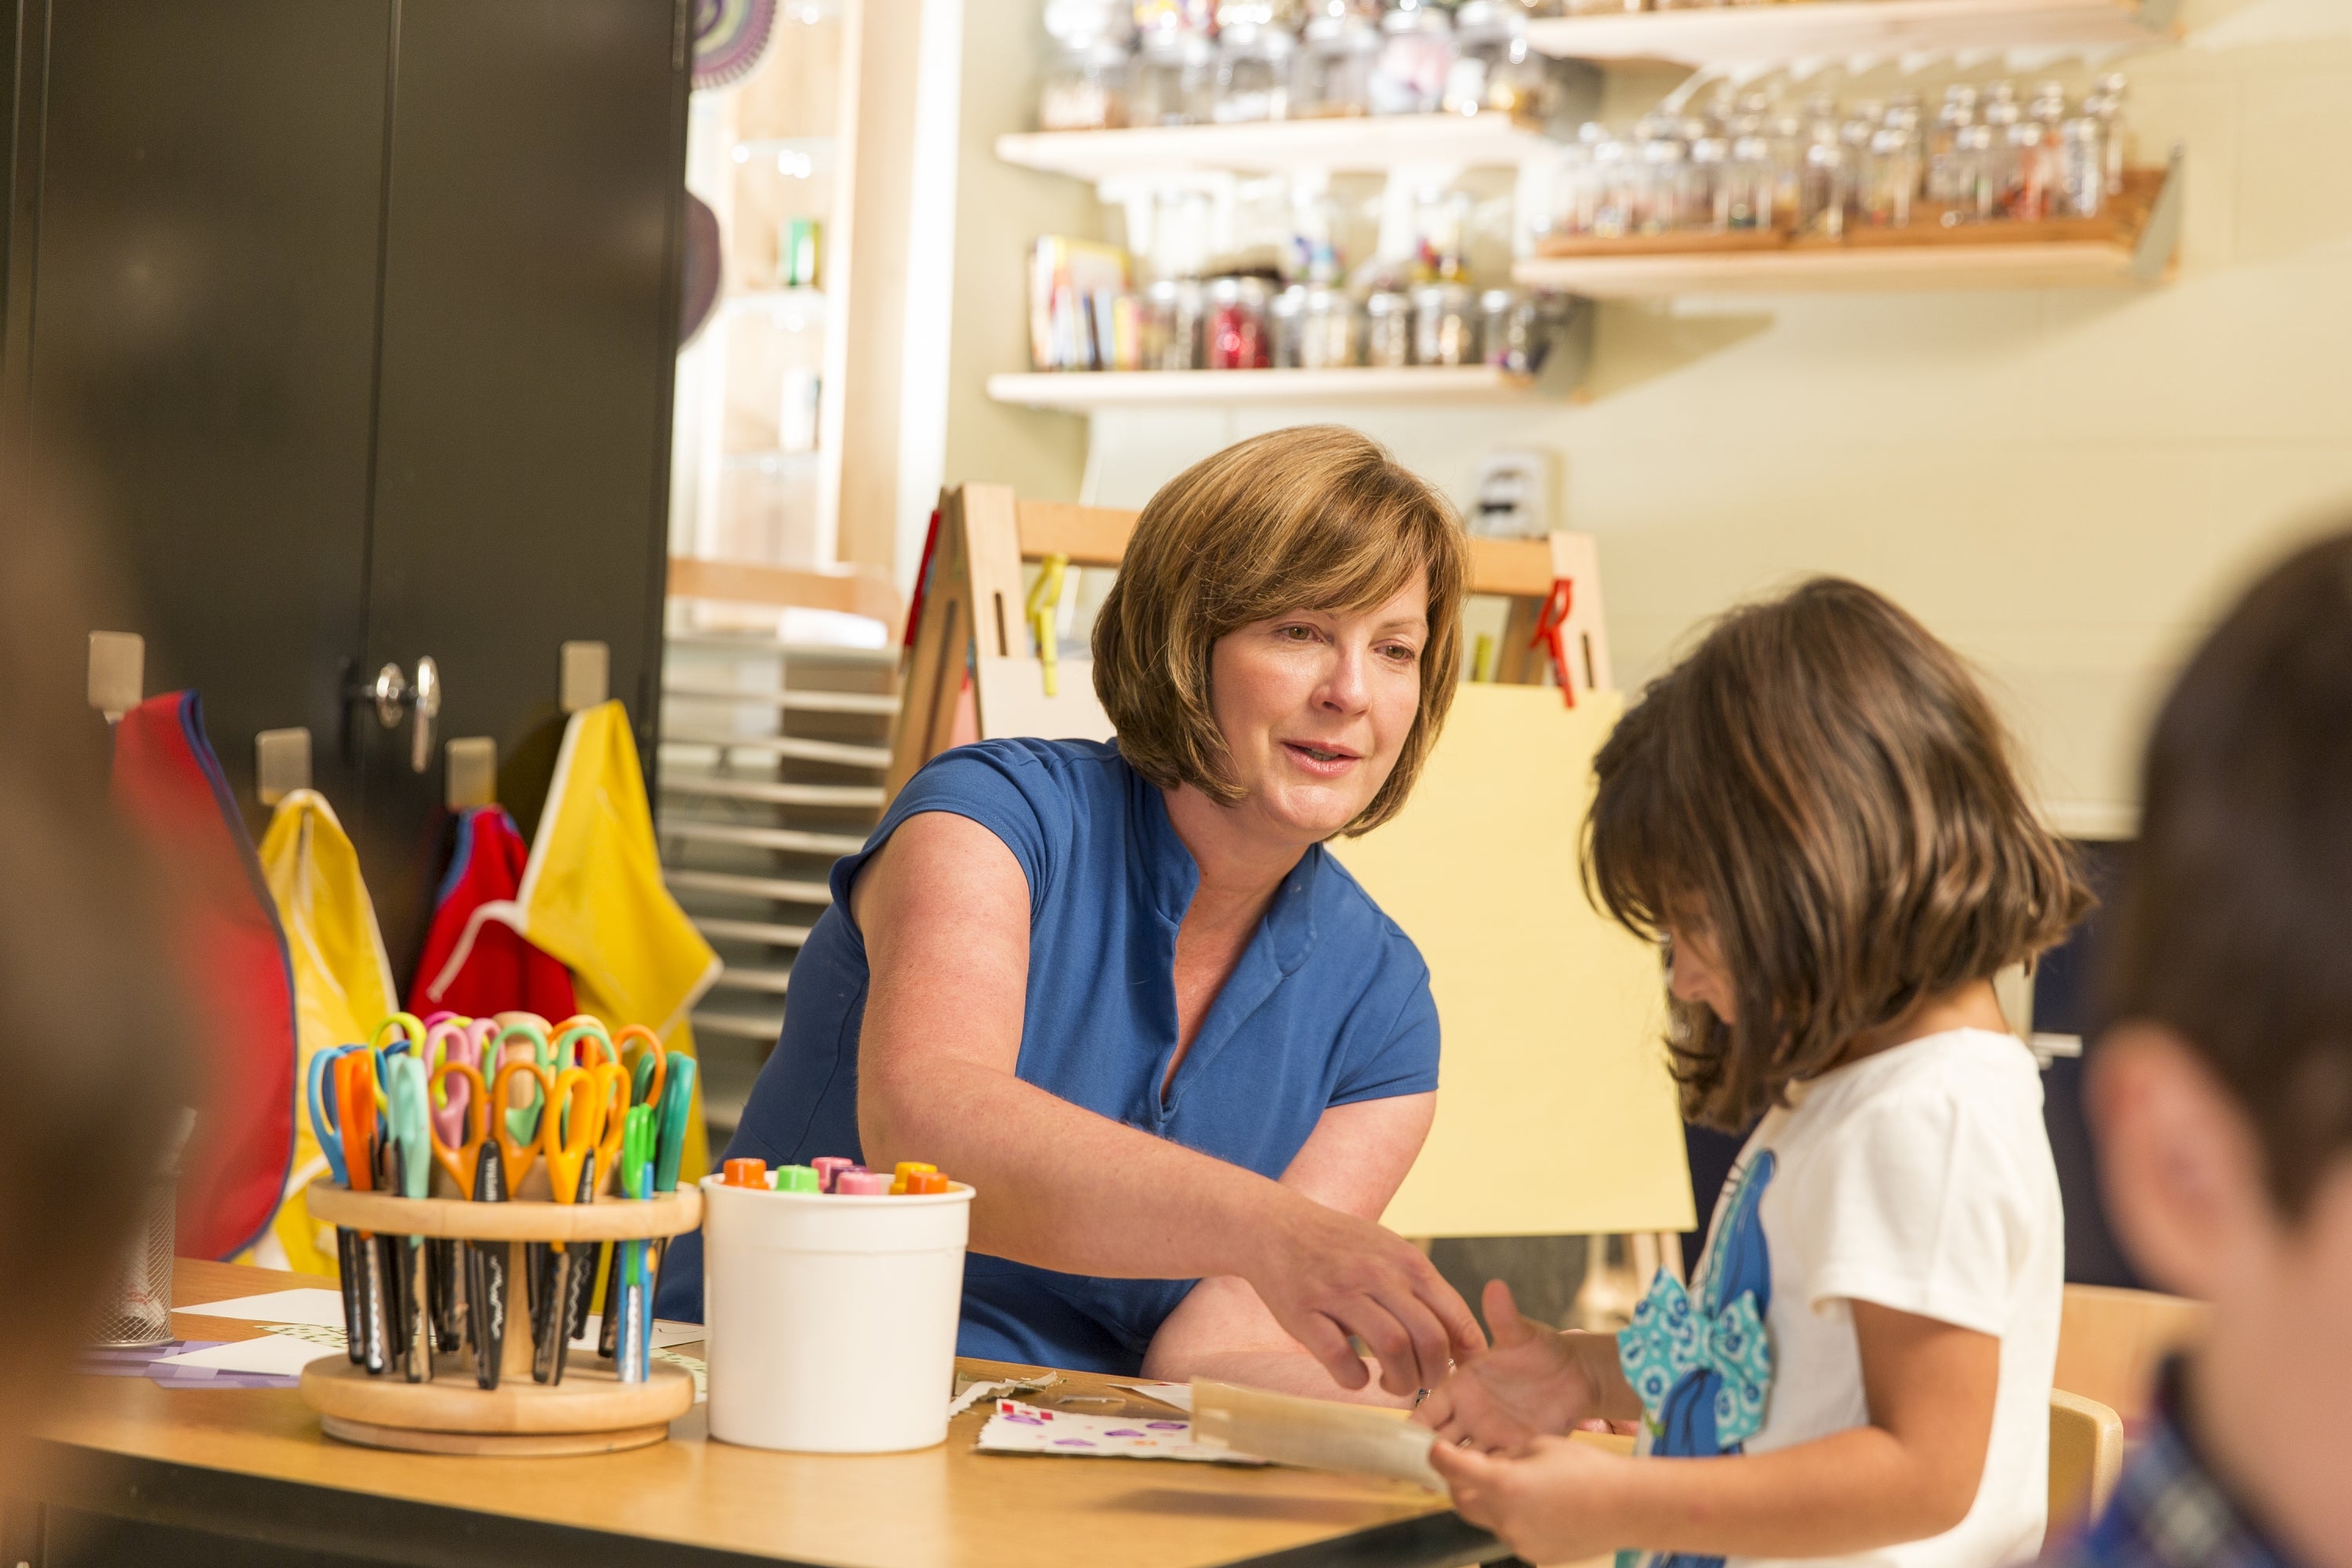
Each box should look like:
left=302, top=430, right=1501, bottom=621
left=1429, top=1432, right=1632, bottom=1565
left=1240, top=1195, right=1486, bottom=1396
left=1416, top=1281, right=1629, bottom=1449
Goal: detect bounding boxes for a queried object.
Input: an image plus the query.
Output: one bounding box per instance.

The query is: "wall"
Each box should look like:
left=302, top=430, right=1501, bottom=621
left=979, top=0, right=2352, bottom=829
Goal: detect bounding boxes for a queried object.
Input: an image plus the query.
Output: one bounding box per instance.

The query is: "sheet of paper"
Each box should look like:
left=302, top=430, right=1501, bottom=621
left=172, top=1288, right=348, bottom=1328
left=1116, top=1381, right=1193, bottom=1413
left=154, top=1335, right=339, bottom=1377
left=1190, top=1379, right=1439, bottom=1490
left=949, top=1373, right=1058, bottom=1418
left=1329, top=685, right=1697, bottom=1237
left=975, top=1400, right=1261, bottom=1465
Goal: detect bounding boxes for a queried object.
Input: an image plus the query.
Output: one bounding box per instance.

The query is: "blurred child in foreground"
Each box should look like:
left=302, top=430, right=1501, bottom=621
left=2058, top=531, right=2352, bottom=1567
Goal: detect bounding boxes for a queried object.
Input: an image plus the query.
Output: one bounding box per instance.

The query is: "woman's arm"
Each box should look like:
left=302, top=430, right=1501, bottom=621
left=852, top=811, right=1483, bottom=1394
left=1138, top=1093, right=1437, bottom=1405
left=1429, top=1301, right=2000, bottom=1564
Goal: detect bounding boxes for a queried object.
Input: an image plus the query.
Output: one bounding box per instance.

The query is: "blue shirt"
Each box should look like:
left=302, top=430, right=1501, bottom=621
left=655, top=738, right=1441, bottom=1374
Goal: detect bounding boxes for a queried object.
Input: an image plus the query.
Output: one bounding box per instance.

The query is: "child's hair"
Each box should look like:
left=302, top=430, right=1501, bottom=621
left=2105, top=531, right=2352, bottom=1218
left=1584, top=578, right=2091, bottom=1131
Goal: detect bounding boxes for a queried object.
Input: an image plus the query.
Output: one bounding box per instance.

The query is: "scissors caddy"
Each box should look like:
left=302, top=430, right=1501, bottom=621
left=300, top=1181, right=702, bottom=1456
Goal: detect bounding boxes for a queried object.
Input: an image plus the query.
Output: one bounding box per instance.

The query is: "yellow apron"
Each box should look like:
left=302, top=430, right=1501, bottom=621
left=433, top=702, right=721, bottom=1182
left=249, top=789, right=397, bottom=1276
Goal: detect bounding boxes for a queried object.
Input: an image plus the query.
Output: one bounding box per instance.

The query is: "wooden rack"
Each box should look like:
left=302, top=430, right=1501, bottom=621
left=300, top=1182, right=702, bottom=1457
left=1514, top=157, right=2181, bottom=297
left=1523, top=0, right=2178, bottom=67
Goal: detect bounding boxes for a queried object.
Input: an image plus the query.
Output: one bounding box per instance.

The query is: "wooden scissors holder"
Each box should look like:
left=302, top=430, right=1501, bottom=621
left=300, top=1181, right=702, bottom=1457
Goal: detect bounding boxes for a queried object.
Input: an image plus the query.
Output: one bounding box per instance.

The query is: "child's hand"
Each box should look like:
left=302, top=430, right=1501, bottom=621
left=1429, top=1431, right=1631, bottom=1564
left=1414, top=1280, right=1602, bottom=1450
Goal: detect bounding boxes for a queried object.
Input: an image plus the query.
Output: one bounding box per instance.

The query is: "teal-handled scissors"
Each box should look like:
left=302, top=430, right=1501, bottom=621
left=383, top=1054, right=435, bottom=1382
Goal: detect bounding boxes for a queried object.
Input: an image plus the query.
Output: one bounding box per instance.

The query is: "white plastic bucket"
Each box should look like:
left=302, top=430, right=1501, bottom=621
left=700, top=1174, right=974, bottom=1453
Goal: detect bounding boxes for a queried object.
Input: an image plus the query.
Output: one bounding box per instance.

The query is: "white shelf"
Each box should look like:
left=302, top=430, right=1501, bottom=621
left=719, top=287, right=828, bottom=328
left=988, top=365, right=1543, bottom=409
left=1524, top=0, right=2176, bottom=67
left=996, top=113, right=1561, bottom=182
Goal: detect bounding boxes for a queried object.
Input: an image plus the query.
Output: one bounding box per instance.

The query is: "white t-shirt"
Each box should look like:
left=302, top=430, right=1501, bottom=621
left=1632, top=1027, right=2065, bottom=1568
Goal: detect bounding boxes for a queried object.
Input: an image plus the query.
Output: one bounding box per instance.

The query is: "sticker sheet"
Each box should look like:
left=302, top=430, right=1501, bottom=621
left=975, top=1399, right=1265, bottom=1465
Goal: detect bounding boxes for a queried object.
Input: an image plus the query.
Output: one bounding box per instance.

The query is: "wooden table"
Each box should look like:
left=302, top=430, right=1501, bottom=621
left=8, top=1261, right=1502, bottom=1568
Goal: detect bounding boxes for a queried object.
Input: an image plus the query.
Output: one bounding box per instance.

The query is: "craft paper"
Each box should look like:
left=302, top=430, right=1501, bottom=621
left=1330, top=685, right=1697, bottom=1238
left=155, top=1335, right=338, bottom=1377
left=172, top=1288, right=348, bottom=1328
left=976, top=1399, right=1262, bottom=1465
left=1116, top=1381, right=1194, bottom=1412
left=949, top=1373, right=1059, bottom=1418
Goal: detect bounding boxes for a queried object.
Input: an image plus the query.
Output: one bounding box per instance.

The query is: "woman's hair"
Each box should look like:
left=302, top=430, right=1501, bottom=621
left=2104, top=529, right=2352, bottom=1218
left=1092, top=425, right=1467, bottom=837
left=1584, top=578, right=2089, bottom=1130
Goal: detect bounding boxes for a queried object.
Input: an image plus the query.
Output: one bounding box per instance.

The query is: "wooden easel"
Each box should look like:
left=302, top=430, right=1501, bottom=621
left=887, top=482, right=1614, bottom=799
left=885, top=482, right=1688, bottom=1310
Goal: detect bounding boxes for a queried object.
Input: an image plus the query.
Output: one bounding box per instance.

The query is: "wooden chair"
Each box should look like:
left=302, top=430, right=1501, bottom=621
left=2054, top=1283, right=2210, bottom=1428
left=887, top=482, right=1613, bottom=800
left=2048, top=1387, right=2127, bottom=1537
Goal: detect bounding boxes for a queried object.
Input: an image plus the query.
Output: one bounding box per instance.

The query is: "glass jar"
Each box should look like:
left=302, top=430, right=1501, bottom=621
left=1723, top=134, right=1773, bottom=230
left=1131, top=0, right=1213, bottom=38
left=1204, top=277, right=1272, bottom=368
left=1363, top=289, right=1413, bottom=367
left=1636, top=136, right=1691, bottom=235
left=1298, top=285, right=1359, bottom=368
left=1039, top=41, right=1131, bottom=130
left=1862, top=125, right=1919, bottom=227
left=1270, top=283, right=1305, bottom=368
left=1443, top=1, right=1552, bottom=122
left=1292, top=13, right=1378, bottom=117
left=1949, top=122, right=1998, bottom=223
left=1368, top=1, right=1452, bottom=117
left=1927, top=85, right=1976, bottom=206
left=2059, top=116, right=2104, bottom=219
left=1479, top=287, right=1539, bottom=373
left=2003, top=119, right=2053, bottom=221
left=2088, top=74, right=2130, bottom=196
left=1410, top=282, right=1476, bottom=366
left=1801, top=139, right=1848, bottom=238
left=1214, top=24, right=1294, bottom=122
left=1131, top=33, right=1215, bottom=126
left=1046, top=0, right=1134, bottom=45
left=1690, top=136, right=1730, bottom=230
left=1140, top=278, right=1205, bottom=369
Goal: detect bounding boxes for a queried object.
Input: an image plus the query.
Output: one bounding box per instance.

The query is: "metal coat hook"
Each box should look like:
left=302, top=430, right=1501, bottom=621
left=445, top=736, right=497, bottom=811
left=560, top=641, right=609, bottom=713
left=256, top=728, right=313, bottom=806
left=88, top=631, right=144, bottom=721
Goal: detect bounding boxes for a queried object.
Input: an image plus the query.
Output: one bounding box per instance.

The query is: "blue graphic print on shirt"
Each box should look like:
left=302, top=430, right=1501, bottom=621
left=1617, top=1148, right=1778, bottom=1568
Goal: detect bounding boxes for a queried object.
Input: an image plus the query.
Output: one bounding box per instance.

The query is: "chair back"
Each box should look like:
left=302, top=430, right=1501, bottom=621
left=2049, top=1386, right=2126, bottom=1537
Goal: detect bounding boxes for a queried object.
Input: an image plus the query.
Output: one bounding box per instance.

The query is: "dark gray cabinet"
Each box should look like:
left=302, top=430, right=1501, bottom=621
left=2, top=0, right=689, bottom=978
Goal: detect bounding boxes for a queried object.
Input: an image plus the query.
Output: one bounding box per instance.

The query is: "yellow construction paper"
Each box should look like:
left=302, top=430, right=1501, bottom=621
left=1331, top=685, right=1694, bottom=1239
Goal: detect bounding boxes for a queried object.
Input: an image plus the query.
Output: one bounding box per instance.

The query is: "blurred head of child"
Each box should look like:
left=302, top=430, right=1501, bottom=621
left=2083, top=532, right=2352, bottom=1565
left=1424, top=578, right=2090, bottom=1568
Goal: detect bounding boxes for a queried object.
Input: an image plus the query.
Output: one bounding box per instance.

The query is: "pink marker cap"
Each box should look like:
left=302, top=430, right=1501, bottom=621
left=833, top=1171, right=891, bottom=1196
left=811, top=1156, right=857, bottom=1192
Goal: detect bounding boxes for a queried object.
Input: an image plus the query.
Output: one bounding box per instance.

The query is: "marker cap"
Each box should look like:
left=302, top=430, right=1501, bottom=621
left=723, top=1157, right=768, bottom=1189
left=811, top=1156, right=856, bottom=1192
left=834, top=1171, right=891, bottom=1196
left=774, top=1164, right=820, bottom=1193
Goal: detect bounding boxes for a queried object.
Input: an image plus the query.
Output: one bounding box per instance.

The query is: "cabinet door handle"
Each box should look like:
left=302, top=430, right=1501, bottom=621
left=352, top=657, right=442, bottom=774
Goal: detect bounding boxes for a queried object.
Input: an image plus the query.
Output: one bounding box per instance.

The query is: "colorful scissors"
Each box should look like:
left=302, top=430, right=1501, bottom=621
left=553, top=1015, right=616, bottom=1071
left=492, top=1018, right=554, bottom=1145
left=429, top=1062, right=489, bottom=1196
left=535, top=1067, right=607, bottom=1385
left=383, top=1054, right=434, bottom=1381
left=307, top=1042, right=372, bottom=1187
left=334, top=1051, right=389, bottom=1375
left=615, top=1024, right=667, bottom=1109
left=491, top=1058, right=551, bottom=1195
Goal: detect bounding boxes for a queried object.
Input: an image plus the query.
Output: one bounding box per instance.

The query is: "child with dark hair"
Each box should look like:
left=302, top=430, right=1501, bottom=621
left=1419, top=578, right=2091, bottom=1567
left=2056, top=533, right=2352, bottom=1567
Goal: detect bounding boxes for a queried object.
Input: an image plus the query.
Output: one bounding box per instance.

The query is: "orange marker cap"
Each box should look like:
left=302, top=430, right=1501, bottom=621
left=724, top=1157, right=768, bottom=1189
left=908, top=1171, right=950, bottom=1195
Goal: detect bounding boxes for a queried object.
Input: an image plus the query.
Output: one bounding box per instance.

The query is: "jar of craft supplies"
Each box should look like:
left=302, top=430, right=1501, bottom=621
left=1291, top=9, right=1378, bottom=118
left=1410, top=282, right=1477, bottom=366
left=1203, top=277, right=1272, bottom=369
left=1363, top=289, right=1412, bottom=367
left=1038, top=39, right=1131, bottom=130
left=702, top=1172, right=974, bottom=1453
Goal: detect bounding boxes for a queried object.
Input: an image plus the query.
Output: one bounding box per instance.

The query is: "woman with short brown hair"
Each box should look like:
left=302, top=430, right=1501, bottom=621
left=661, top=426, right=1485, bottom=1397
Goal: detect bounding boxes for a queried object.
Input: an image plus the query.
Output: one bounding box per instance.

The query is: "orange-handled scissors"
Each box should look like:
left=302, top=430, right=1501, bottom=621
left=541, top=1066, right=606, bottom=1216
left=492, top=1058, right=552, bottom=1193
left=614, top=1024, right=667, bottom=1109
left=584, top=1062, right=631, bottom=1195
left=429, top=1062, right=489, bottom=1196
